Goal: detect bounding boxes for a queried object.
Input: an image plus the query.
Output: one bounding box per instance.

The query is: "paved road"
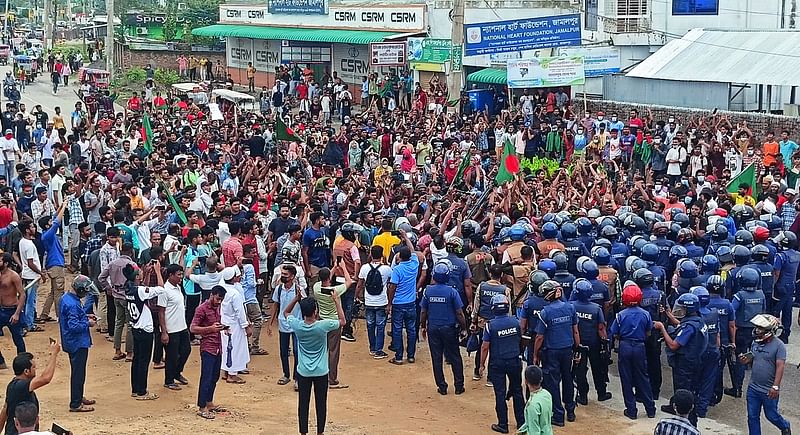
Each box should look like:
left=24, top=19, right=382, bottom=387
left=1, top=64, right=85, bottom=114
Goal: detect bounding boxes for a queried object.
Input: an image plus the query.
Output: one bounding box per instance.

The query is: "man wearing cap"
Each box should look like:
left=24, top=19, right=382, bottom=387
left=217, top=266, right=251, bottom=385
left=778, top=189, right=797, bottom=230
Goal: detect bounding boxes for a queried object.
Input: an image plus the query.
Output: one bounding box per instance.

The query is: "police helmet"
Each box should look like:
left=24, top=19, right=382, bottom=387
left=551, top=251, right=569, bottom=271
left=491, top=293, right=510, bottom=315
left=542, top=213, right=557, bottom=224
left=632, top=268, right=654, bottom=288
left=600, top=225, right=618, bottom=240
left=538, top=259, right=557, bottom=278
left=626, top=215, right=647, bottom=234
left=594, top=238, right=612, bottom=251
left=580, top=260, right=599, bottom=280
left=573, top=278, right=593, bottom=302
left=599, top=216, right=618, bottom=229
left=712, top=224, right=729, bottom=242
left=716, top=245, right=734, bottom=264
left=669, top=245, right=689, bottom=263
left=72, top=274, right=95, bottom=297
left=653, top=221, right=670, bottom=236
left=691, top=286, right=710, bottom=307
left=498, top=227, right=512, bottom=243
left=621, top=281, right=643, bottom=306
left=673, top=213, right=690, bottom=228
left=750, top=244, right=770, bottom=262
left=494, top=214, right=512, bottom=229
left=677, top=228, right=695, bottom=244
left=591, top=246, right=611, bottom=266
left=432, top=260, right=452, bottom=284
left=576, top=217, right=593, bottom=235
left=780, top=230, right=797, bottom=249
left=673, top=293, right=700, bottom=318
left=765, top=215, right=784, bottom=232
left=461, top=220, right=481, bottom=238
left=560, top=222, right=578, bottom=241
left=538, top=280, right=562, bottom=301
left=734, top=229, right=754, bottom=247
left=752, top=226, right=770, bottom=243
left=587, top=209, right=602, bottom=219
left=509, top=224, right=527, bottom=241
left=541, top=222, right=558, bottom=240
left=527, top=270, right=549, bottom=295
left=624, top=256, right=644, bottom=274
left=677, top=259, right=698, bottom=279
left=640, top=243, right=660, bottom=264
left=700, top=255, right=720, bottom=274
left=732, top=245, right=751, bottom=266
left=631, top=237, right=649, bottom=257
left=736, top=266, right=761, bottom=291
left=341, top=221, right=364, bottom=240
left=705, top=274, right=725, bottom=294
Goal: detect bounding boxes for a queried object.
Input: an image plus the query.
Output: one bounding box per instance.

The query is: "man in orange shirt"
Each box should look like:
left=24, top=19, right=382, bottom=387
left=763, top=131, right=780, bottom=168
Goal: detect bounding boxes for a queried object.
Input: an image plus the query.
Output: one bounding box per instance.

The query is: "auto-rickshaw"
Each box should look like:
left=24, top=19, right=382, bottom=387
left=13, top=55, right=33, bottom=83
left=78, top=67, right=110, bottom=89
left=0, top=45, right=10, bottom=66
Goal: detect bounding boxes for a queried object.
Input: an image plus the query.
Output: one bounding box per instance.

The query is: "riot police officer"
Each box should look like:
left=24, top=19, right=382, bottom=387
left=551, top=252, right=576, bottom=302
left=674, top=259, right=702, bottom=303
left=634, top=267, right=665, bottom=400
left=533, top=280, right=579, bottom=427
left=698, top=255, right=721, bottom=287
left=706, top=224, right=731, bottom=256
left=642, top=243, right=668, bottom=295
left=537, top=222, right=565, bottom=258
left=576, top=259, right=611, bottom=317
left=420, top=261, right=467, bottom=395
left=705, top=274, right=736, bottom=405
left=724, top=245, right=752, bottom=299
left=560, top=222, right=590, bottom=275
left=479, top=294, right=525, bottom=434
left=652, top=222, right=675, bottom=270
left=594, top=247, right=620, bottom=311
left=471, top=264, right=511, bottom=381
left=727, top=266, right=765, bottom=398
left=750, top=244, right=776, bottom=313
left=772, top=230, right=799, bottom=342
left=603, top=226, right=628, bottom=278
left=520, top=271, right=549, bottom=366
left=538, top=258, right=557, bottom=280
left=690, top=286, right=720, bottom=418
left=570, top=278, right=612, bottom=405
left=609, top=281, right=656, bottom=419
left=653, top=293, right=708, bottom=424
left=576, top=217, right=595, bottom=253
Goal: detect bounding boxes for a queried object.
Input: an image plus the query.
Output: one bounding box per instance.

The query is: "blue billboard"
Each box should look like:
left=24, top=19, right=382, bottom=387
left=464, top=14, right=582, bottom=57
left=268, top=0, right=327, bottom=15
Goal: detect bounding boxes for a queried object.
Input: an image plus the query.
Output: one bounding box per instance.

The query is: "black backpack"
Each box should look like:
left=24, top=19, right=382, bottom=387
left=364, top=264, right=384, bottom=296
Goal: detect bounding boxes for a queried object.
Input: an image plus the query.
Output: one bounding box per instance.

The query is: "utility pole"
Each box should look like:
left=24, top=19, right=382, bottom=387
left=105, top=0, right=114, bottom=75
left=44, top=0, right=52, bottom=49
left=447, top=0, right=465, bottom=101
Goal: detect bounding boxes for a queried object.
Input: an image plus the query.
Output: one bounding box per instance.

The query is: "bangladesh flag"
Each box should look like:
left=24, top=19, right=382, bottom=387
left=452, top=151, right=471, bottom=187
left=275, top=116, right=303, bottom=142
left=727, top=162, right=758, bottom=198
left=495, top=138, right=519, bottom=185
left=158, top=181, right=187, bottom=225
left=141, top=112, right=153, bottom=154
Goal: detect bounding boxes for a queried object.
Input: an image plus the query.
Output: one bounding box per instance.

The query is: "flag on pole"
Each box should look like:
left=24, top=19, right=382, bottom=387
left=495, top=138, right=519, bottom=185
left=726, top=163, right=758, bottom=198
left=141, top=112, right=154, bottom=154
left=452, top=152, right=471, bottom=187
left=158, top=182, right=187, bottom=225
left=275, top=116, right=303, bottom=142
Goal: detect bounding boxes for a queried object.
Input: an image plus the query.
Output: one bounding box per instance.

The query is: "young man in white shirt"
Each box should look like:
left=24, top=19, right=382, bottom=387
left=356, top=246, right=392, bottom=359
left=124, top=262, right=165, bottom=401
left=161, top=264, right=191, bottom=391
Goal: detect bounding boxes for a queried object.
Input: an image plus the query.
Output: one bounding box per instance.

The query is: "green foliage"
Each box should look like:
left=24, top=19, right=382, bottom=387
left=519, top=157, right=573, bottom=178
left=154, top=68, right=179, bottom=86
left=125, top=67, right=147, bottom=82
left=180, top=0, right=221, bottom=29
left=163, top=15, right=177, bottom=41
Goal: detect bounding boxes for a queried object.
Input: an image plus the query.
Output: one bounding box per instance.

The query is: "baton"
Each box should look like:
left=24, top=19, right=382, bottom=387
left=23, top=276, right=40, bottom=291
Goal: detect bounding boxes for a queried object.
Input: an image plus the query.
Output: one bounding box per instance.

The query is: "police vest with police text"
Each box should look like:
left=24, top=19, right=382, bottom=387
left=488, top=315, right=521, bottom=362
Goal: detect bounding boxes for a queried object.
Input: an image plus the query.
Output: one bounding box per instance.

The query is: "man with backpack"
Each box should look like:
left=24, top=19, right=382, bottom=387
left=356, top=246, right=392, bottom=359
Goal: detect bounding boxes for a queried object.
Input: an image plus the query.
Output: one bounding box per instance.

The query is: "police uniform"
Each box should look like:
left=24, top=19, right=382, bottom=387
left=707, top=294, right=735, bottom=404
left=653, top=236, right=675, bottom=270
left=731, top=284, right=765, bottom=394
left=610, top=241, right=629, bottom=278
left=421, top=283, right=465, bottom=393
left=483, top=312, right=525, bottom=430
left=684, top=242, right=705, bottom=264
left=639, top=284, right=665, bottom=399
left=751, top=258, right=775, bottom=313
left=571, top=299, right=609, bottom=401
left=472, top=281, right=509, bottom=377
left=552, top=270, right=576, bottom=302
left=446, top=253, right=473, bottom=308
left=695, top=304, right=720, bottom=417
left=597, top=265, right=620, bottom=309
left=609, top=305, right=656, bottom=417
left=520, top=293, right=546, bottom=364
left=535, top=299, right=578, bottom=424
left=666, top=313, right=709, bottom=406
left=563, top=239, right=590, bottom=275
left=773, top=247, right=800, bottom=341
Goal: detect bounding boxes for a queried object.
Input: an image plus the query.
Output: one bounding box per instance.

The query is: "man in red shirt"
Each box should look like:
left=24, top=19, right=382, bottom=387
left=221, top=221, right=243, bottom=268
left=127, top=92, right=142, bottom=114
left=190, top=285, right=227, bottom=419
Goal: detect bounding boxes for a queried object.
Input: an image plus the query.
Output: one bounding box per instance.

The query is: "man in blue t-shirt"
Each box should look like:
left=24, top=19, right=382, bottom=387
left=387, top=234, right=419, bottom=365
left=302, top=212, right=331, bottom=291
left=38, top=195, right=67, bottom=322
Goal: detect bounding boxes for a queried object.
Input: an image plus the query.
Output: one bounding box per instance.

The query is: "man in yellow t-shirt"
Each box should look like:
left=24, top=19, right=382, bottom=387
left=371, top=220, right=400, bottom=262
left=729, top=182, right=756, bottom=207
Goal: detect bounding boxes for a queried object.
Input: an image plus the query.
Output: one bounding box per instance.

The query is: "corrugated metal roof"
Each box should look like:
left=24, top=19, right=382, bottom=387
left=626, top=28, right=800, bottom=86
left=467, top=68, right=506, bottom=84
left=192, top=24, right=396, bottom=45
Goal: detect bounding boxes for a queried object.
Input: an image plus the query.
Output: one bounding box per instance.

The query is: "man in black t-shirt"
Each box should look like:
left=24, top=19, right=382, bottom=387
left=0, top=344, right=60, bottom=435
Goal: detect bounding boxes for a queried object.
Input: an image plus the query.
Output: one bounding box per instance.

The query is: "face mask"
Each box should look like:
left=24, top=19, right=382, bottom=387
left=681, top=179, right=689, bottom=187
left=397, top=203, right=407, bottom=210
left=697, top=176, right=705, bottom=183
left=280, top=276, right=290, bottom=284
left=424, top=159, right=431, bottom=165
left=597, top=116, right=604, bottom=121
left=611, top=117, right=618, bottom=122
left=655, top=184, right=662, bottom=191
left=748, top=150, right=754, bottom=155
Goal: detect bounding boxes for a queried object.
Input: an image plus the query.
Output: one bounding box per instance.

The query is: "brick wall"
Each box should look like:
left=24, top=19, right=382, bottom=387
left=127, top=49, right=225, bottom=73
left=574, top=98, right=800, bottom=137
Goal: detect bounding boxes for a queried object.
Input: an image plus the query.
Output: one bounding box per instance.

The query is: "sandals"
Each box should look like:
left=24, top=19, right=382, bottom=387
left=153, top=362, right=165, bottom=369
left=27, top=325, right=44, bottom=332
left=81, top=398, right=96, bottom=406
left=225, top=377, right=246, bottom=384
left=112, top=354, right=126, bottom=361
left=197, top=410, right=215, bottom=419
left=69, top=405, right=95, bottom=412
left=329, top=381, right=349, bottom=389
left=277, top=376, right=290, bottom=385
left=250, top=348, right=269, bottom=356
left=164, top=383, right=182, bottom=391
left=209, top=406, right=228, bottom=413
left=134, top=393, right=159, bottom=401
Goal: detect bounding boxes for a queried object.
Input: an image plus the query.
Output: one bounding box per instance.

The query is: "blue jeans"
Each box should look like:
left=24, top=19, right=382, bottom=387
left=391, top=302, right=416, bottom=361
left=197, top=351, right=221, bottom=408
left=22, top=279, right=37, bottom=330
left=747, top=385, right=790, bottom=435
left=0, top=307, right=26, bottom=365
left=365, top=306, right=387, bottom=353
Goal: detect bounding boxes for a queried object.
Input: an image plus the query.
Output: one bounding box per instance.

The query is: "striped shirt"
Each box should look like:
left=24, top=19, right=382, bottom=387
left=653, top=416, right=700, bottom=435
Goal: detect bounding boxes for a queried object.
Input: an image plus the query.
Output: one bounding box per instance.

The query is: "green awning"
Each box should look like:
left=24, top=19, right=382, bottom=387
left=467, top=68, right=507, bottom=85
left=192, top=24, right=396, bottom=45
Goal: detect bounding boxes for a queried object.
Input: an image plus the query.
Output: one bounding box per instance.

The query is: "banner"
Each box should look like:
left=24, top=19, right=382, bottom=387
left=407, top=38, right=451, bottom=63
left=558, top=47, right=620, bottom=77
left=268, top=0, right=326, bottom=15
left=451, top=44, right=463, bottom=72
left=370, top=42, right=406, bottom=66
left=464, top=14, right=581, bottom=56
left=506, top=56, right=586, bottom=88
left=221, top=4, right=426, bottom=32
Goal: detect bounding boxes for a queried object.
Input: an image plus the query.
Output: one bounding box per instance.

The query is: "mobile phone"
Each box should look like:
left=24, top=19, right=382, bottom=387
left=336, top=255, right=343, bottom=264
left=741, top=351, right=754, bottom=359
left=320, top=286, right=334, bottom=295
left=391, top=230, right=400, bottom=237
left=51, top=423, right=71, bottom=435
left=49, top=337, right=55, bottom=345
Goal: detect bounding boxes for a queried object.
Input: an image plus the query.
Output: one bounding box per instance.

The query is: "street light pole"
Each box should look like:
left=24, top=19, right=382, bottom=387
left=447, top=0, right=465, bottom=101
left=105, top=0, right=113, bottom=76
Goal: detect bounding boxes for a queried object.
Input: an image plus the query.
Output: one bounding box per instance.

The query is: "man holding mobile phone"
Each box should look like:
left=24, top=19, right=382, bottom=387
left=312, top=260, right=352, bottom=389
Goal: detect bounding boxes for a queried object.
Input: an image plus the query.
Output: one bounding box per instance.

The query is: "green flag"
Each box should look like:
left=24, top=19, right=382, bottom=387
left=726, top=163, right=758, bottom=198
left=452, top=152, right=471, bottom=187
left=141, top=112, right=153, bottom=154
left=495, top=138, right=519, bottom=185
left=275, top=116, right=303, bottom=142
left=159, top=182, right=187, bottom=225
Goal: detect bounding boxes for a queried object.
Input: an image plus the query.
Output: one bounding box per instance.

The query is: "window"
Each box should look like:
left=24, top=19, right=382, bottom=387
left=673, top=0, right=718, bottom=15
left=585, top=0, right=598, bottom=31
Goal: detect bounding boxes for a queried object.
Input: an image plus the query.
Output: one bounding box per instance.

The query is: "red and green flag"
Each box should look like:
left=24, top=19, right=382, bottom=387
left=452, top=151, right=471, bottom=187
left=495, top=138, right=519, bottom=185
left=141, top=112, right=154, bottom=154
left=727, top=162, right=758, bottom=198
left=275, top=116, right=303, bottom=142
left=158, top=181, right=187, bottom=225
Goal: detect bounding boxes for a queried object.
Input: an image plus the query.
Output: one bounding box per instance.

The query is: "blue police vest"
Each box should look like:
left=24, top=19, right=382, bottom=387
left=572, top=300, right=602, bottom=346
left=654, top=237, right=675, bottom=269
left=563, top=240, right=588, bottom=273
left=699, top=307, right=720, bottom=349
left=537, top=300, right=576, bottom=350
left=446, top=254, right=470, bottom=295
left=676, top=275, right=703, bottom=295
left=725, top=265, right=744, bottom=298
left=674, top=316, right=708, bottom=364
left=589, top=279, right=609, bottom=305
left=776, top=249, right=800, bottom=293
left=424, top=284, right=460, bottom=328
left=752, top=261, right=774, bottom=298
left=707, top=296, right=733, bottom=345
left=648, top=265, right=667, bottom=294
left=685, top=243, right=705, bottom=264
left=523, top=295, right=546, bottom=334
left=477, top=282, right=507, bottom=320
left=640, top=285, right=663, bottom=319
left=578, top=235, right=594, bottom=253
left=553, top=271, right=575, bottom=301
left=764, top=241, right=778, bottom=265
left=733, top=288, right=765, bottom=327
left=611, top=243, right=628, bottom=276
left=488, top=314, right=521, bottom=362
